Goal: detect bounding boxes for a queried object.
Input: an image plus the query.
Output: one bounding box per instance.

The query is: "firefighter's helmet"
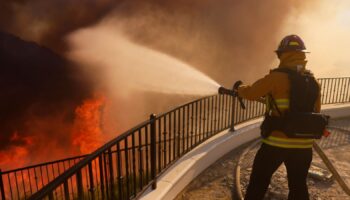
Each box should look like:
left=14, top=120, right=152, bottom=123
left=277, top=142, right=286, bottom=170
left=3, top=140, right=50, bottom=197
left=275, top=35, right=309, bottom=53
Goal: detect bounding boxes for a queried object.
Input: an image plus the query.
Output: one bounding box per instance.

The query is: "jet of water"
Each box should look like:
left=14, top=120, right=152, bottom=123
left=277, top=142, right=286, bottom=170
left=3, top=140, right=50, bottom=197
left=67, top=23, right=220, bottom=96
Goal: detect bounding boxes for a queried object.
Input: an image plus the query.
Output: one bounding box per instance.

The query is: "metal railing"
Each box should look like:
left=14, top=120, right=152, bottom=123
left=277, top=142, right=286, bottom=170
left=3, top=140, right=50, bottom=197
left=0, top=156, right=87, bottom=200
left=0, top=77, right=349, bottom=200
left=318, top=78, right=350, bottom=104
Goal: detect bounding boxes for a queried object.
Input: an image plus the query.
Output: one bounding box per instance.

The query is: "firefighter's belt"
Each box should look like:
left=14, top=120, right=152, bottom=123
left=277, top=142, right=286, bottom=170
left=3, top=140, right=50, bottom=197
left=261, top=112, right=329, bottom=139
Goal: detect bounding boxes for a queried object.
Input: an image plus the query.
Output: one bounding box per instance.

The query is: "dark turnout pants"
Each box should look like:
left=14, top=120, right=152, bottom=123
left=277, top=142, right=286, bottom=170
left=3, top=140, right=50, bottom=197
left=244, top=143, right=312, bottom=200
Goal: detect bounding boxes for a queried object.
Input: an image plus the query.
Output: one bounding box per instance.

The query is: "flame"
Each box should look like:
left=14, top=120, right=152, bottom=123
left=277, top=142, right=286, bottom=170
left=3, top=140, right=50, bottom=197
left=0, top=147, right=28, bottom=169
left=0, top=95, right=106, bottom=171
left=10, top=131, right=33, bottom=145
left=0, top=132, right=32, bottom=169
left=72, top=95, right=106, bottom=154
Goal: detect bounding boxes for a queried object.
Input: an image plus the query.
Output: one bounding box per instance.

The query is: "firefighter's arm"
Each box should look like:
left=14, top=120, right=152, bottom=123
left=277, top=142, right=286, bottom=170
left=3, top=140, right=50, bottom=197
left=237, top=74, right=273, bottom=101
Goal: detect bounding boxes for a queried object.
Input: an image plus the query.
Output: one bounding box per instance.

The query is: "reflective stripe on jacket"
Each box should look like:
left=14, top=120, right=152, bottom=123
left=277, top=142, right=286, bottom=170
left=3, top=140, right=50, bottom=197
left=262, top=136, right=314, bottom=148
left=238, top=65, right=321, bottom=149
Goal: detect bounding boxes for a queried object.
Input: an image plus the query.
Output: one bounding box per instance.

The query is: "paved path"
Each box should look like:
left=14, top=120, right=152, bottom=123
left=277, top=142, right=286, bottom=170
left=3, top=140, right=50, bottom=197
left=175, top=117, right=350, bottom=200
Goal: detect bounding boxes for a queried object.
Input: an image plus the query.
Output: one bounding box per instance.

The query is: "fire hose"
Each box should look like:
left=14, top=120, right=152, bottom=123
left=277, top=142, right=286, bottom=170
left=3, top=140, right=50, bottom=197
left=313, top=142, right=350, bottom=196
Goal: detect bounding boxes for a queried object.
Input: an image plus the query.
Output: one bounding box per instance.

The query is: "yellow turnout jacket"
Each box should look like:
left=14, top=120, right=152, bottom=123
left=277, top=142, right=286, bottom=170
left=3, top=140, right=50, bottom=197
left=237, top=52, right=321, bottom=148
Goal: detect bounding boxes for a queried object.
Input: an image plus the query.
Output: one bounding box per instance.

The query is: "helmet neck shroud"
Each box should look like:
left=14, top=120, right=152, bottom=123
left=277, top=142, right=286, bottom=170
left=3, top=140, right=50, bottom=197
left=278, top=51, right=307, bottom=72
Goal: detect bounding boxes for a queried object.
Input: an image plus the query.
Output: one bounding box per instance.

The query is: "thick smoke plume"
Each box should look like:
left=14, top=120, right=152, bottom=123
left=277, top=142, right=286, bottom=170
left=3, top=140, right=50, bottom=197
left=282, top=0, right=350, bottom=78
left=0, top=0, right=119, bottom=52
left=1, top=0, right=314, bottom=78
left=106, top=0, right=316, bottom=85
left=0, top=0, right=318, bottom=169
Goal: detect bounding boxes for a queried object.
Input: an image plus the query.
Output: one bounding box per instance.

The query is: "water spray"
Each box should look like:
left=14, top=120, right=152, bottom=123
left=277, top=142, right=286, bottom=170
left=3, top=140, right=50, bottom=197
left=218, top=80, right=246, bottom=109
left=68, top=26, right=220, bottom=96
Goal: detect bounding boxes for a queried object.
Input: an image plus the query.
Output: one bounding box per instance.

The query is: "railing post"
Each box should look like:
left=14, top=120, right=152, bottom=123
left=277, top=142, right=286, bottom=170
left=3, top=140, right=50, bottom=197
left=88, top=162, right=95, bottom=200
left=107, top=149, right=116, bottom=199
left=102, top=153, right=110, bottom=199
left=48, top=191, right=54, bottom=200
left=150, top=114, right=157, bottom=190
left=116, top=144, right=123, bottom=200
left=76, top=169, right=84, bottom=200
left=98, top=155, right=105, bottom=199
left=63, top=180, right=70, bottom=200
left=230, top=96, right=236, bottom=132
left=0, top=169, right=5, bottom=200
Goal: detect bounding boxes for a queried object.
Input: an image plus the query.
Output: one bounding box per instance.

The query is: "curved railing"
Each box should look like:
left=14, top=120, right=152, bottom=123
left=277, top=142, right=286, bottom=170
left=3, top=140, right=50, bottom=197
left=0, top=77, right=349, bottom=200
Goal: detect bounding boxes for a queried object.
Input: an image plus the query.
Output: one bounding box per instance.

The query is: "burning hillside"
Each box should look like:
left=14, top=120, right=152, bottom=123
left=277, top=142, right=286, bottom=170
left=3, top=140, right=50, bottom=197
left=0, top=32, right=99, bottom=169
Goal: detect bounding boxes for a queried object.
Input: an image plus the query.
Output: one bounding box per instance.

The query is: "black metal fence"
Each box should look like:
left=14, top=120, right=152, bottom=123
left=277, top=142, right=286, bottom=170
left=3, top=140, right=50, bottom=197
left=1, top=77, right=349, bottom=200
left=0, top=156, right=86, bottom=200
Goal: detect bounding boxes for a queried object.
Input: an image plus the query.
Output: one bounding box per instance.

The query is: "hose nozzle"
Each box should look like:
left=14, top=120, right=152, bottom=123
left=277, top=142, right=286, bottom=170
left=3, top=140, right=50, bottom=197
left=218, top=86, right=237, bottom=96
left=218, top=81, right=246, bottom=109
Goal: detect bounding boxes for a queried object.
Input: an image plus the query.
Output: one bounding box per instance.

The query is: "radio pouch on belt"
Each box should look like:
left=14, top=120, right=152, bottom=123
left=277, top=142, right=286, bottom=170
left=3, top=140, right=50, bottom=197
left=260, top=68, right=329, bottom=139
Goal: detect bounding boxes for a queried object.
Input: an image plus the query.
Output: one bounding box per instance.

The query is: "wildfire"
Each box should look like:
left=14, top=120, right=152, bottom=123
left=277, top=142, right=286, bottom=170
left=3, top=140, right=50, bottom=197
left=0, top=95, right=107, bottom=171
left=72, top=95, right=106, bottom=154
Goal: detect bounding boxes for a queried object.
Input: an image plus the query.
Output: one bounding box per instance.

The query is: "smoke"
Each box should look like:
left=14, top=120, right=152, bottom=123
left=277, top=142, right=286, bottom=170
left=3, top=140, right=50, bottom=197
left=0, top=0, right=322, bottom=168
left=0, top=0, right=320, bottom=86
left=281, top=0, right=350, bottom=78
left=1, top=0, right=316, bottom=78
left=0, top=0, right=119, bottom=52
left=103, top=0, right=317, bottom=85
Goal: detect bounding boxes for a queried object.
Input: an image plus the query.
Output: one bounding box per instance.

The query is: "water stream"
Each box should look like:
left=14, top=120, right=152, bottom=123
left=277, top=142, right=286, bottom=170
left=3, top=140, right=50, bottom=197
left=67, top=24, right=220, bottom=96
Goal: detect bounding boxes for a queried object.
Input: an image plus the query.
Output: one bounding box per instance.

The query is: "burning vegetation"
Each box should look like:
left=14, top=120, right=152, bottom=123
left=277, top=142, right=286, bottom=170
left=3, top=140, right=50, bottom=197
left=0, top=32, right=102, bottom=170
left=72, top=95, right=106, bottom=154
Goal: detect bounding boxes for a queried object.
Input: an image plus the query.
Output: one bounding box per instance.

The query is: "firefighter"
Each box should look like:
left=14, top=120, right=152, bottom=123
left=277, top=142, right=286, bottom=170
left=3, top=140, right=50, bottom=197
left=237, top=35, right=321, bottom=200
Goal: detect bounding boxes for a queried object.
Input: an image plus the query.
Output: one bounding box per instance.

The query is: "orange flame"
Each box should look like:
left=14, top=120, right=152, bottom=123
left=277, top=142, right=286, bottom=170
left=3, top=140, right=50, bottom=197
left=0, top=132, right=32, bottom=169
left=0, top=96, right=107, bottom=171
left=72, top=95, right=106, bottom=154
